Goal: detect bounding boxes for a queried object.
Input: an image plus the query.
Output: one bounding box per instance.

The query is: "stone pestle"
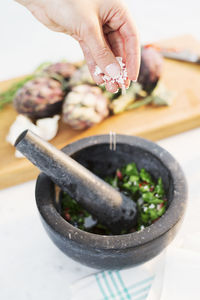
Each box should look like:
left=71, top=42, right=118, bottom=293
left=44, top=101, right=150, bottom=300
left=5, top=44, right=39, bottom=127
left=15, top=130, right=137, bottom=234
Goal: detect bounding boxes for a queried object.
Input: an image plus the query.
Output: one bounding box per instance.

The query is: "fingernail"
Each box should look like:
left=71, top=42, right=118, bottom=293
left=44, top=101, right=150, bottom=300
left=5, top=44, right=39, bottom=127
left=132, top=79, right=137, bottom=83
left=105, top=63, right=121, bottom=79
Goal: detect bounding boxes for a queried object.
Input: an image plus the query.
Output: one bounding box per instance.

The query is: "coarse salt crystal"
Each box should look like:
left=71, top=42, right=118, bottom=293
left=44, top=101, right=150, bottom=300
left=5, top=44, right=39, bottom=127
left=149, top=204, right=155, bottom=209
left=143, top=185, right=149, bottom=191
left=94, top=56, right=128, bottom=94
left=94, top=66, right=102, bottom=76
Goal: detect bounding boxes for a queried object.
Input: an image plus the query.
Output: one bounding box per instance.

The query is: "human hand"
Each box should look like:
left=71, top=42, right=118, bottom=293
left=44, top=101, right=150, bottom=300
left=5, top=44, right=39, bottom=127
left=16, top=0, right=140, bottom=93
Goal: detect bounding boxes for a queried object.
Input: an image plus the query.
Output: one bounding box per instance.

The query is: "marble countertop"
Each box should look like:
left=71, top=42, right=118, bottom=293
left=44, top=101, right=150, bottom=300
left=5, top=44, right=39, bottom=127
left=0, top=0, right=200, bottom=299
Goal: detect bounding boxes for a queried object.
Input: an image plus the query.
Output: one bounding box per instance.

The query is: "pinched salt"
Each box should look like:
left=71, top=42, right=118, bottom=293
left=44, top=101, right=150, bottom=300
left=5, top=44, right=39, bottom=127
left=94, top=57, right=128, bottom=94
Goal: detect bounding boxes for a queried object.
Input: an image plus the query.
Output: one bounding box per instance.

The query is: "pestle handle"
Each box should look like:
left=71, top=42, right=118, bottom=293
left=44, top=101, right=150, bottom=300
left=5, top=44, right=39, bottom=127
left=15, top=130, right=137, bottom=233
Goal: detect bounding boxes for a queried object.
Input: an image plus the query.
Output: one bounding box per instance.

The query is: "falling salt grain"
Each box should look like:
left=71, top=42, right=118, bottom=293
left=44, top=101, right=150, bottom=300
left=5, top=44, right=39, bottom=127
left=121, top=84, right=126, bottom=95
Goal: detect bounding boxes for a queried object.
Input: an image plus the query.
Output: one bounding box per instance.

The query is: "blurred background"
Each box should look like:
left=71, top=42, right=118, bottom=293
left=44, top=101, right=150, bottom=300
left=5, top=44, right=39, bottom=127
left=0, top=2, right=200, bottom=299
left=1, top=0, right=200, bottom=81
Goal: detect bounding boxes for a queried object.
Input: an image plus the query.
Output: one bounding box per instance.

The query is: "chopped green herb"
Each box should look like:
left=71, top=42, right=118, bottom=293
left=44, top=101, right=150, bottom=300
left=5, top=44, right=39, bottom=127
left=60, top=162, right=167, bottom=235
left=154, top=177, right=165, bottom=197
left=122, top=162, right=139, bottom=176
left=140, top=168, right=152, bottom=183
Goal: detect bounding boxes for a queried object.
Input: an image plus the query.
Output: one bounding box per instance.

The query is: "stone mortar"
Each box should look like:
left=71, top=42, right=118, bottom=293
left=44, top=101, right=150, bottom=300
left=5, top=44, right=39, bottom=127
left=35, top=134, right=188, bottom=269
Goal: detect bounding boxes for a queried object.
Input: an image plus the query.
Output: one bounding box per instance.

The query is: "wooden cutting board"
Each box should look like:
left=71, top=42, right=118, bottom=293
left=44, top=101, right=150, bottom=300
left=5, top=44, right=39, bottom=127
left=1, top=35, right=200, bottom=190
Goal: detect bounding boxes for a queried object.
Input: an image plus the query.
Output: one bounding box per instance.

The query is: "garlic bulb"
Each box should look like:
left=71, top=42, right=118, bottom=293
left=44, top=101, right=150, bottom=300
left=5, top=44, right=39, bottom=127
left=6, top=114, right=60, bottom=158
left=62, top=85, right=109, bottom=130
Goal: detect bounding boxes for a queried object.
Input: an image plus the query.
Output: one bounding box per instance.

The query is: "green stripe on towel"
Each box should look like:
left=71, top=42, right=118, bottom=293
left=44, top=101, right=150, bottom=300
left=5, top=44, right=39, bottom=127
left=127, top=276, right=155, bottom=291
left=116, top=271, right=132, bottom=299
left=131, top=284, right=151, bottom=298
left=102, top=272, right=115, bottom=299
left=95, top=272, right=154, bottom=300
left=108, top=271, right=125, bottom=300
left=134, top=293, right=149, bottom=300
left=95, top=273, right=108, bottom=300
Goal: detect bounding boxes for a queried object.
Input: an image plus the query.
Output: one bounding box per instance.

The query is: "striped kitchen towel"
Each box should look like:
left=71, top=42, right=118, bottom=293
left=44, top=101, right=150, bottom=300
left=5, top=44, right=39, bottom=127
left=70, top=265, right=155, bottom=300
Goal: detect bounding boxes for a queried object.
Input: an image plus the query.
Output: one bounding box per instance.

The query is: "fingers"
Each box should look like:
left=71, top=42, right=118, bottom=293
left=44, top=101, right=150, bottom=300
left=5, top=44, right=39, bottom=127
left=79, top=41, right=119, bottom=92
left=106, top=31, right=125, bottom=60
left=83, top=20, right=121, bottom=80
left=80, top=19, right=133, bottom=92
left=105, top=81, right=119, bottom=93
left=106, top=31, right=131, bottom=89
left=119, top=19, right=140, bottom=82
left=79, top=41, right=104, bottom=85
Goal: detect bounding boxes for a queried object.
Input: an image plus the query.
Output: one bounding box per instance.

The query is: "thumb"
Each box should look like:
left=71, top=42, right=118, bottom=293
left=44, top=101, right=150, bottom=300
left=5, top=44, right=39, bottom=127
left=83, top=20, right=121, bottom=79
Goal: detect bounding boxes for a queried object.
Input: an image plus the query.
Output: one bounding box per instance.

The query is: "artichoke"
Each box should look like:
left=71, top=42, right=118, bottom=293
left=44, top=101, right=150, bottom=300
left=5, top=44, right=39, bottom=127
left=68, top=64, right=94, bottom=87
left=43, top=62, right=76, bottom=79
left=138, top=47, right=163, bottom=93
left=62, top=85, right=109, bottom=130
left=13, top=77, right=64, bottom=119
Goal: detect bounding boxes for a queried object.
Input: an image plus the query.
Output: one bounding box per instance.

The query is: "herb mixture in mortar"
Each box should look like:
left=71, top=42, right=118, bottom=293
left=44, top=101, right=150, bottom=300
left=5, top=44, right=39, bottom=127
left=61, top=162, right=167, bottom=234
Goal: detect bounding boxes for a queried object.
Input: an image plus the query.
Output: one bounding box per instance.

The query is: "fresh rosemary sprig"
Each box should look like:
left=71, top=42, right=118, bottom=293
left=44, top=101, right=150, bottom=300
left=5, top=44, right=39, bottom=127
left=0, top=75, right=34, bottom=110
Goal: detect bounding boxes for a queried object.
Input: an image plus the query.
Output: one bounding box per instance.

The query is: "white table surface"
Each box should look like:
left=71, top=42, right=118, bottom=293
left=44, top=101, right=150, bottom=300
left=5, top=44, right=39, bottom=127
left=0, top=0, right=200, bottom=299
left=1, top=128, right=200, bottom=300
